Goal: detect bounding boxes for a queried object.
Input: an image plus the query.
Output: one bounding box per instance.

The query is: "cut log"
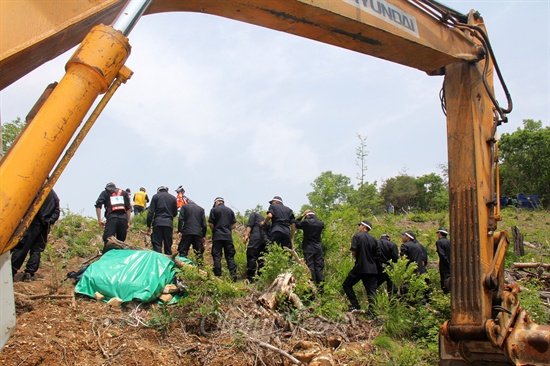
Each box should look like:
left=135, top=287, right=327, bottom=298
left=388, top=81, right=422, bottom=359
left=258, top=272, right=303, bottom=310
left=513, top=263, right=550, bottom=270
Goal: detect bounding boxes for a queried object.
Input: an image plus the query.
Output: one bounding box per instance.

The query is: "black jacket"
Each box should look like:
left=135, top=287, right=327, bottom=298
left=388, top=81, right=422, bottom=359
left=267, top=203, right=295, bottom=236
left=178, top=201, right=207, bottom=237
left=208, top=203, right=236, bottom=241
left=294, top=215, right=324, bottom=253
left=436, top=237, right=451, bottom=275
left=377, top=237, right=398, bottom=273
left=350, top=231, right=380, bottom=275
left=400, top=240, right=428, bottom=274
left=147, top=191, right=178, bottom=228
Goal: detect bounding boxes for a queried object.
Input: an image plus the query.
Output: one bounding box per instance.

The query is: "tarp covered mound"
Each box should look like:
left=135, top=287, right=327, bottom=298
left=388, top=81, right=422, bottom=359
left=75, top=250, right=177, bottom=303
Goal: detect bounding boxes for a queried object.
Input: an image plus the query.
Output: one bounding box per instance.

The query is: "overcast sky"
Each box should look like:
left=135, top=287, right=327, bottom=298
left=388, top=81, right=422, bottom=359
left=1, top=1, right=548, bottom=218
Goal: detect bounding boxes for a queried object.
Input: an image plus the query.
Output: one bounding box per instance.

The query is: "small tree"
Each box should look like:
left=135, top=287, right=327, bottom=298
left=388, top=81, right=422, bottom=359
left=1, top=117, right=25, bottom=155
left=307, top=171, right=354, bottom=213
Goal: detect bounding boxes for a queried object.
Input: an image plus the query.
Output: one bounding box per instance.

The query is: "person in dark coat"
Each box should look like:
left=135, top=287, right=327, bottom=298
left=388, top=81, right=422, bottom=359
left=147, top=186, right=178, bottom=255
left=376, top=233, right=399, bottom=292
left=261, top=196, right=295, bottom=249
left=244, top=211, right=270, bottom=282
left=294, top=209, right=325, bottom=292
left=400, top=230, right=430, bottom=302
left=11, top=189, right=60, bottom=281
left=399, top=230, right=428, bottom=274
left=343, top=220, right=380, bottom=312
left=177, top=199, right=207, bottom=265
left=209, top=197, right=238, bottom=281
left=435, top=227, right=451, bottom=294
left=95, top=182, right=132, bottom=253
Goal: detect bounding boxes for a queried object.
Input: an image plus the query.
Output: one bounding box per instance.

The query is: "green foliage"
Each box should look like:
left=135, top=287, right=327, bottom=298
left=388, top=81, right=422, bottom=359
left=499, top=119, right=550, bottom=206
left=379, top=174, right=418, bottom=213
left=53, top=209, right=99, bottom=258
left=147, top=304, right=176, bottom=334
left=415, top=173, right=449, bottom=212
left=1, top=117, right=25, bottom=153
left=307, top=171, right=355, bottom=213
left=517, top=278, right=550, bottom=324
left=256, top=244, right=292, bottom=285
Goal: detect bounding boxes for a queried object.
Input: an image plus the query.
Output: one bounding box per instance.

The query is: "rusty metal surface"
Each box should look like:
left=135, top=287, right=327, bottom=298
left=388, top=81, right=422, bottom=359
left=505, top=310, right=550, bottom=365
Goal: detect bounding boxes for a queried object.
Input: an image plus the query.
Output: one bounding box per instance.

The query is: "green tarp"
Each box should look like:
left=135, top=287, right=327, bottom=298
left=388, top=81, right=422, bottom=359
left=75, top=250, right=189, bottom=303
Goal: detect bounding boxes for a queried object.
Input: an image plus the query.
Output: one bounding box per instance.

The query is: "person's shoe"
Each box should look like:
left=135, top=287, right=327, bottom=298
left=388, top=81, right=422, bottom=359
left=23, top=273, right=33, bottom=282
left=347, top=304, right=361, bottom=312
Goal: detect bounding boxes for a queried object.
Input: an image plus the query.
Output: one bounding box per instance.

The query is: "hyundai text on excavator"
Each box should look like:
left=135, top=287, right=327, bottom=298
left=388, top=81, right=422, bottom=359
left=1, top=1, right=548, bottom=364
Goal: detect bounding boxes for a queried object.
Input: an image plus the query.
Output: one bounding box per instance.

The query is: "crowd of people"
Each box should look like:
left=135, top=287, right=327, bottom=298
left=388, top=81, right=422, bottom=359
left=12, top=182, right=452, bottom=314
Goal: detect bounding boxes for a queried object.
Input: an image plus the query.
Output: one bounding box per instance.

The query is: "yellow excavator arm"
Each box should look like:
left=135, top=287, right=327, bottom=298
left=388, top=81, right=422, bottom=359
left=1, top=1, right=548, bottom=364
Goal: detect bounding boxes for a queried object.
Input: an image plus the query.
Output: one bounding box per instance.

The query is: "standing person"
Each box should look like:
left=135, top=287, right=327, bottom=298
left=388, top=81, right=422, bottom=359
left=399, top=230, right=428, bottom=275
left=95, top=182, right=132, bottom=253
left=209, top=197, right=238, bottom=281
left=243, top=211, right=269, bottom=282
left=342, top=220, right=380, bottom=313
left=294, top=209, right=325, bottom=292
left=11, top=190, right=60, bottom=281
left=388, top=203, right=394, bottom=214
left=175, top=185, right=189, bottom=209
left=376, top=233, right=399, bottom=292
left=133, top=186, right=149, bottom=215
left=147, top=186, right=178, bottom=255
left=435, top=227, right=451, bottom=294
left=177, top=199, right=207, bottom=266
left=261, top=196, right=295, bottom=249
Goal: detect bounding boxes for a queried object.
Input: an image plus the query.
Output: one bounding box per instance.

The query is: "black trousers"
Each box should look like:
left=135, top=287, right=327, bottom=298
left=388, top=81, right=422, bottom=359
left=133, top=206, right=145, bottom=215
left=271, top=231, right=292, bottom=250
left=11, top=222, right=47, bottom=275
left=303, top=250, right=325, bottom=284
left=151, top=226, right=173, bottom=255
left=102, top=216, right=128, bottom=253
left=342, top=271, right=377, bottom=309
left=212, top=239, right=237, bottom=280
left=246, top=239, right=267, bottom=280
left=178, top=234, right=204, bottom=265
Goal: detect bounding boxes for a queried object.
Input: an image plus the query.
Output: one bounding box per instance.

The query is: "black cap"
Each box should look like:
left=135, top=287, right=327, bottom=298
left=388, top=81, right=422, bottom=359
left=357, top=220, right=372, bottom=230
left=400, top=230, right=416, bottom=240
left=214, top=197, right=224, bottom=203
left=269, top=196, right=283, bottom=204
left=380, top=234, right=391, bottom=240
left=176, top=185, right=185, bottom=193
left=436, top=227, right=449, bottom=236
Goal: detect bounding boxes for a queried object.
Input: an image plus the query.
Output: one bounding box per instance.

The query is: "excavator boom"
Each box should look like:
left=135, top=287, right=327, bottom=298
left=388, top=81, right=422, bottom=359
left=1, top=1, right=548, bottom=364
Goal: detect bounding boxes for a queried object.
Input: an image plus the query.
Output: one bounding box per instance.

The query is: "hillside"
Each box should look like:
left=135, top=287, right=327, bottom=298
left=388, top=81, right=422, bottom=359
left=1, top=209, right=548, bottom=365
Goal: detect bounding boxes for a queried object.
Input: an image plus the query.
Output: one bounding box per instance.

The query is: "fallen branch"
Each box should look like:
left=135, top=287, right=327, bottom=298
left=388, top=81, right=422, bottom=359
left=14, top=292, right=74, bottom=300
left=247, top=336, right=302, bottom=365
left=106, top=236, right=142, bottom=251
left=513, top=263, right=550, bottom=270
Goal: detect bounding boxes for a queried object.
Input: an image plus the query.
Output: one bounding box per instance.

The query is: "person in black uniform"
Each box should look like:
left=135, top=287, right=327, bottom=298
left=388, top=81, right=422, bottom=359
left=95, top=182, right=132, bottom=253
left=147, top=186, right=178, bottom=255
left=261, top=196, right=295, bottom=249
left=342, top=220, right=380, bottom=312
left=177, top=199, right=207, bottom=266
left=294, top=209, right=325, bottom=292
left=376, top=233, right=399, bottom=292
left=435, top=227, right=451, bottom=294
left=399, top=230, right=428, bottom=275
left=243, top=211, right=270, bottom=282
left=11, top=189, right=60, bottom=281
left=209, top=197, right=238, bottom=281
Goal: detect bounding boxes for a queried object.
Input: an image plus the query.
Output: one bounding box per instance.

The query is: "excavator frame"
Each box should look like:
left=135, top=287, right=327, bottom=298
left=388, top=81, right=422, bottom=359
left=1, top=1, right=548, bottom=364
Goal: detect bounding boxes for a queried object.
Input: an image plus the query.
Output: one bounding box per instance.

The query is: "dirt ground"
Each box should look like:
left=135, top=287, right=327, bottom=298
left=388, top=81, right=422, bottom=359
left=1, top=231, right=378, bottom=366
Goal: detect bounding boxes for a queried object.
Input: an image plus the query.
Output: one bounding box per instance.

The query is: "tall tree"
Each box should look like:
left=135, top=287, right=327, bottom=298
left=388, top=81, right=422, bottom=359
left=379, top=174, right=417, bottom=213
left=415, top=173, right=448, bottom=212
left=499, top=119, right=550, bottom=206
left=307, top=171, right=354, bottom=213
left=1, top=117, right=25, bottom=155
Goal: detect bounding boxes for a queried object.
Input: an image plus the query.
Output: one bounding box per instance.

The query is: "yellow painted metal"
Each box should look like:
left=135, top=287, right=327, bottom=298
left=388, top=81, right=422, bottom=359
left=1, top=0, right=481, bottom=90
left=0, top=24, right=130, bottom=255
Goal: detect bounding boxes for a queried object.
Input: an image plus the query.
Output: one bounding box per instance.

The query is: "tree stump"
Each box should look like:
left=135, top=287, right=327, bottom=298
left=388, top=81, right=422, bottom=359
left=512, top=226, right=524, bottom=256
left=258, top=272, right=303, bottom=310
